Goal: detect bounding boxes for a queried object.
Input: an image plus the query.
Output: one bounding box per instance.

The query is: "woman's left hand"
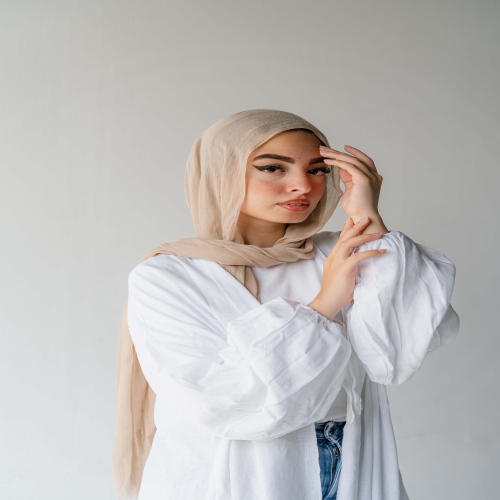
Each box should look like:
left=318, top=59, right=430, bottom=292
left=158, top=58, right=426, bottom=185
left=319, top=145, right=389, bottom=235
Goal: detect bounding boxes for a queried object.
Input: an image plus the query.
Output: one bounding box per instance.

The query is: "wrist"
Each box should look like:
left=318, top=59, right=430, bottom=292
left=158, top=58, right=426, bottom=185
left=307, top=296, right=343, bottom=322
left=350, top=212, right=389, bottom=235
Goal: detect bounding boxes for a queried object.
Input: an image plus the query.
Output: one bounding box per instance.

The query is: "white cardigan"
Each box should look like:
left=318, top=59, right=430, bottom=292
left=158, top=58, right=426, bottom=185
left=126, top=230, right=459, bottom=500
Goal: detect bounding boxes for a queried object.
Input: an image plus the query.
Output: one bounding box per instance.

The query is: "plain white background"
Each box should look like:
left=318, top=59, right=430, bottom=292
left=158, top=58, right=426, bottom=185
left=1, top=0, right=498, bottom=498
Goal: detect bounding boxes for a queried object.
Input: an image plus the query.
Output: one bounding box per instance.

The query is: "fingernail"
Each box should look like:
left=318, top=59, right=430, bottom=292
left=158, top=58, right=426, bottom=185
left=378, top=249, right=387, bottom=253
left=359, top=217, right=367, bottom=223
left=370, top=232, right=380, bottom=236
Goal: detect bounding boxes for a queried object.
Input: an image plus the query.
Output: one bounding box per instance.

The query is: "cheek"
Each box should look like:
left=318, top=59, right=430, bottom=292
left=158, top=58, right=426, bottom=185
left=246, top=177, right=283, bottom=201
left=310, top=181, right=326, bottom=199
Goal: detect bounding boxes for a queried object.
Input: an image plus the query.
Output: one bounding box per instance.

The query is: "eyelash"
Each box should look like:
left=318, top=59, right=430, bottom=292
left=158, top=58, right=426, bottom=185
left=253, top=165, right=331, bottom=175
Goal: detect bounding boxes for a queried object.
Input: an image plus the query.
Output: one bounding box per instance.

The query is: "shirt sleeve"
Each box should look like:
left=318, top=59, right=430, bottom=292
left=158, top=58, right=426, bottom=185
left=127, top=255, right=352, bottom=441
left=344, top=230, right=460, bottom=386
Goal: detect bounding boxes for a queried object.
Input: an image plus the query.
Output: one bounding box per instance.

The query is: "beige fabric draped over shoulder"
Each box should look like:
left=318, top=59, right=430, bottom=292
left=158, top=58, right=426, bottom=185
left=112, top=109, right=343, bottom=499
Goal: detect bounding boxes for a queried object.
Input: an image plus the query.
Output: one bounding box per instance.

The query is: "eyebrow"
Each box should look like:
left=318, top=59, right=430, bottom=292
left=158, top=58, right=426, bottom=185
left=253, top=154, right=326, bottom=165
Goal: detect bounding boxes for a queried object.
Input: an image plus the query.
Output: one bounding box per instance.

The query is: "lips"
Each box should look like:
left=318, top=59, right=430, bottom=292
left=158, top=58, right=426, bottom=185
left=277, top=199, right=310, bottom=212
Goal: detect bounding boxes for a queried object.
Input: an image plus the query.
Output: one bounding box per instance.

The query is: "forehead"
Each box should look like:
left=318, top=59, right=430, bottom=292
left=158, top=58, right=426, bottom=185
left=250, top=130, right=322, bottom=157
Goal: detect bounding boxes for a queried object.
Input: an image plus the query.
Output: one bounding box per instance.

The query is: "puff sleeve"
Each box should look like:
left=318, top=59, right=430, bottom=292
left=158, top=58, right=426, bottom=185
left=345, top=231, right=459, bottom=385
left=127, top=255, right=352, bottom=441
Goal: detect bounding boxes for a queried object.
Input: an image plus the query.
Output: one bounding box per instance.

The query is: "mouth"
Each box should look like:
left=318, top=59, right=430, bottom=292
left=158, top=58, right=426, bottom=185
left=276, top=200, right=310, bottom=212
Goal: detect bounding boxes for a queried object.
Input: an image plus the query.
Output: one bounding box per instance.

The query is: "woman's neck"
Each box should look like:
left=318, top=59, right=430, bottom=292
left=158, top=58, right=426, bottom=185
left=237, top=214, right=287, bottom=248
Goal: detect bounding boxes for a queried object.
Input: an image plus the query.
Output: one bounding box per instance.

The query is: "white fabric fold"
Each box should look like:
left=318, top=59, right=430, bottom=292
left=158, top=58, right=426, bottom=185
left=346, top=230, right=460, bottom=385
left=127, top=256, right=351, bottom=442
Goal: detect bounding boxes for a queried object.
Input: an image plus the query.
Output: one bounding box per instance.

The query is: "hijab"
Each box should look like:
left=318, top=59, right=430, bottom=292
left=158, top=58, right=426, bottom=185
left=112, top=109, right=343, bottom=499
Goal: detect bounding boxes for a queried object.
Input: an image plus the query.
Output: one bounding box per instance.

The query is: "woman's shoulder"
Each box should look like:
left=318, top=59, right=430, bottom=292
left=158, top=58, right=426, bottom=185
left=127, top=254, right=215, bottom=318
left=128, top=253, right=198, bottom=291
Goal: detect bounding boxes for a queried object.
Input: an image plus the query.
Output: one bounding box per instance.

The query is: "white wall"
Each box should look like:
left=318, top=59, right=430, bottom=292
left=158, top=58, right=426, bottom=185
left=1, top=0, right=498, bottom=498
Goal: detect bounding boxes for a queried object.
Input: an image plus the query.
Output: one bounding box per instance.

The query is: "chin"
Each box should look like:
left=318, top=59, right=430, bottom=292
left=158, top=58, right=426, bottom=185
left=266, top=211, right=310, bottom=224
left=283, top=216, right=310, bottom=224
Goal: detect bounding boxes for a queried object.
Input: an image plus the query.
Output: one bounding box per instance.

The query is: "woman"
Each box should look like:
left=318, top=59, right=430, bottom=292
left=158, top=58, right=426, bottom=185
left=112, top=109, right=459, bottom=500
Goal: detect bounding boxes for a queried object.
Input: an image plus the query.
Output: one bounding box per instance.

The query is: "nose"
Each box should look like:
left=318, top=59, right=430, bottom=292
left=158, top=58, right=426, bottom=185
left=286, top=171, right=313, bottom=193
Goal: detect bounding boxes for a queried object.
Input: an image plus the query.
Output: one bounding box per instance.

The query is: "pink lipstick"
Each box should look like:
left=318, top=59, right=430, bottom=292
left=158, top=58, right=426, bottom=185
left=277, top=199, right=310, bottom=212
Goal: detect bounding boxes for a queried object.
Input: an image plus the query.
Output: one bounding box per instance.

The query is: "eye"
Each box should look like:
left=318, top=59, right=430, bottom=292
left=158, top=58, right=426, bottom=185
left=308, top=167, right=331, bottom=176
left=253, top=165, right=285, bottom=174
left=252, top=165, right=331, bottom=176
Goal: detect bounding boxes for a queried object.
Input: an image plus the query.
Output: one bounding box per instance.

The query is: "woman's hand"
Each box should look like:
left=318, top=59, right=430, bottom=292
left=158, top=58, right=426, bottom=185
left=319, top=145, right=389, bottom=235
left=307, top=217, right=387, bottom=321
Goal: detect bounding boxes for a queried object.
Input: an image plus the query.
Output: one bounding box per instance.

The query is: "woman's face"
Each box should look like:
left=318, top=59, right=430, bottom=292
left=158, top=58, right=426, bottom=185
left=240, top=130, right=330, bottom=225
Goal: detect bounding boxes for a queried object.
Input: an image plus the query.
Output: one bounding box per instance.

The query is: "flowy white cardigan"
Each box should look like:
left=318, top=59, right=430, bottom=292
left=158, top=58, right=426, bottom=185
left=126, top=230, right=460, bottom=500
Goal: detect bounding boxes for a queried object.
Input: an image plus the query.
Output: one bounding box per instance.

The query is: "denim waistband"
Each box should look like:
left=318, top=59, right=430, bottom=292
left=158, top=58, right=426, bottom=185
left=315, top=421, right=346, bottom=440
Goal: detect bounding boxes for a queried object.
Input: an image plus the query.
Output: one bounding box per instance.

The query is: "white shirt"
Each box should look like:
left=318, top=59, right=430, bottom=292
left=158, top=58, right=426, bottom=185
left=250, top=241, right=348, bottom=423
left=126, top=230, right=459, bottom=500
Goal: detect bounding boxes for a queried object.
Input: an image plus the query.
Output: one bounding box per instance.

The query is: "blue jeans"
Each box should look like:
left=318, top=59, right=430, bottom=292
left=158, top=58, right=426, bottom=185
left=315, top=421, right=346, bottom=500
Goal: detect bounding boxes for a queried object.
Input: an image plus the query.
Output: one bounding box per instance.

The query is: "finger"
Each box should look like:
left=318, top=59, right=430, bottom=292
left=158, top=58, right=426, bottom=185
left=343, top=145, right=377, bottom=170
left=340, top=217, right=353, bottom=234
left=336, top=233, right=382, bottom=260
left=337, top=217, right=371, bottom=244
left=319, top=147, right=379, bottom=175
left=323, top=157, right=378, bottom=181
left=332, top=218, right=353, bottom=252
left=328, top=218, right=354, bottom=259
left=346, top=248, right=387, bottom=267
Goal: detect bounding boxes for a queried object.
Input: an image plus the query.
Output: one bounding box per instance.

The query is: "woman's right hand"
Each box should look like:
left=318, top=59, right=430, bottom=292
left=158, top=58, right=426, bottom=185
left=307, top=217, right=387, bottom=321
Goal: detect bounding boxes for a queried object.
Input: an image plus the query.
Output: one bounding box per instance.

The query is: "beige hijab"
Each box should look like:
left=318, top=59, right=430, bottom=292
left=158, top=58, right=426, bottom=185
left=112, top=109, right=343, bottom=499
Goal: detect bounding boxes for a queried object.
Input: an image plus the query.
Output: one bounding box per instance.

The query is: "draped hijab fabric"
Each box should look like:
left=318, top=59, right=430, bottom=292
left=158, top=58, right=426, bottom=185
left=112, top=109, right=343, bottom=499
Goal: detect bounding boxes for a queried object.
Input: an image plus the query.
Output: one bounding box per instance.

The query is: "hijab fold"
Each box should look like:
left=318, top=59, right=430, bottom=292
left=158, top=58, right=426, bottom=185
left=112, top=109, right=343, bottom=499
